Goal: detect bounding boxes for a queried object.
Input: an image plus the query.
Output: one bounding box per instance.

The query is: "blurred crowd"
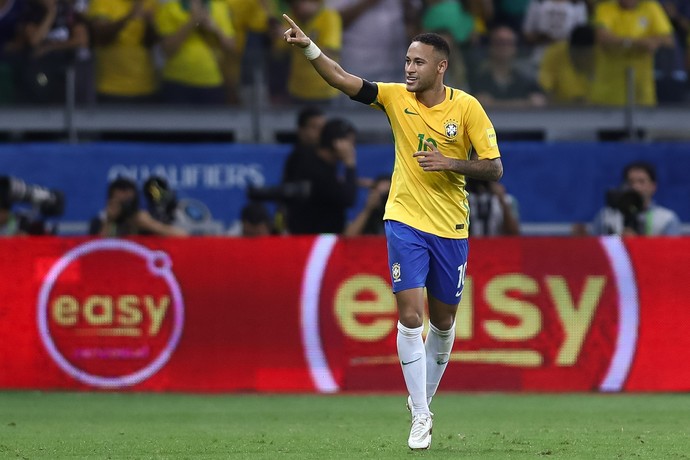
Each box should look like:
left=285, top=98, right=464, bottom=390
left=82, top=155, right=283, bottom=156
left=0, top=0, right=689, bottom=108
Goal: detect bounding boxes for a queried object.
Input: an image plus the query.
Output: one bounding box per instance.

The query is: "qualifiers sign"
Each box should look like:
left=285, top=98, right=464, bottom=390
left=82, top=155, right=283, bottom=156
left=37, top=240, right=184, bottom=389
left=301, top=236, right=639, bottom=393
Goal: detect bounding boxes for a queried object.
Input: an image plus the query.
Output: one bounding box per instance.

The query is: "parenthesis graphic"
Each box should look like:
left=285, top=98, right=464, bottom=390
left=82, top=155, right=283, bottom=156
left=598, top=236, right=639, bottom=392
left=300, top=235, right=339, bottom=393
left=37, top=239, right=185, bottom=388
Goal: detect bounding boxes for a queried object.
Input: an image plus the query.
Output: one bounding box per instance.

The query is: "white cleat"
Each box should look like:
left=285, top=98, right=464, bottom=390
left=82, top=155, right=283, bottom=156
left=408, top=412, right=433, bottom=450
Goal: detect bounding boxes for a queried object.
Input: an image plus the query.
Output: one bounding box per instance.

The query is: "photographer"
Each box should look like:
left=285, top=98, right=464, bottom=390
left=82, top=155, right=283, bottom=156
left=281, top=117, right=359, bottom=235
left=0, top=200, right=30, bottom=236
left=592, top=161, right=681, bottom=236
left=343, top=174, right=390, bottom=237
left=466, top=178, right=520, bottom=237
left=89, top=177, right=188, bottom=237
left=0, top=176, right=63, bottom=236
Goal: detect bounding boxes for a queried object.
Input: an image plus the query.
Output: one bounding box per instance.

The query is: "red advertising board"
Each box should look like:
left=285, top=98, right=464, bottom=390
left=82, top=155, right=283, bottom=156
left=1, top=236, right=689, bottom=393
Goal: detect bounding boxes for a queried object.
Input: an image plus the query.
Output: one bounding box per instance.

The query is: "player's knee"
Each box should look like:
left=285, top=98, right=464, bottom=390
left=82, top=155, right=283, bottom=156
left=398, top=310, right=423, bottom=329
left=430, top=315, right=455, bottom=332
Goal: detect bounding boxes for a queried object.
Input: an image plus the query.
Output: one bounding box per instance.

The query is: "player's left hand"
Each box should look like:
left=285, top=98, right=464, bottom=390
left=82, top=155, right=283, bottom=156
left=413, top=141, right=451, bottom=172
left=282, top=14, right=310, bottom=48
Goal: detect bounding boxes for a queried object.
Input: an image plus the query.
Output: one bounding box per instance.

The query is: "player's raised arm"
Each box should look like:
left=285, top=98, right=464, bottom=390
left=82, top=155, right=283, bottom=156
left=282, top=14, right=363, bottom=98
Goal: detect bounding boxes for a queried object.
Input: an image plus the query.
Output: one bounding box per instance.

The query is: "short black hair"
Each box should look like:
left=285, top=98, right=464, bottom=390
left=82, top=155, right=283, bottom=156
left=570, top=24, right=595, bottom=48
left=107, top=177, right=138, bottom=198
left=411, top=33, right=450, bottom=60
left=319, top=118, right=356, bottom=150
left=297, top=106, right=324, bottom=128
left=623, top=161, right=657, bottom=183
left=241, top=201, right=271, bottom=225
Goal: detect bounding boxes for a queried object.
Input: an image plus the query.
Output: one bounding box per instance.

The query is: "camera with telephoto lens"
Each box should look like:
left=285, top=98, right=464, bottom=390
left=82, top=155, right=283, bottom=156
left=0, top=176, right=65, bottom=216
left=247, top=181, right=311, bottom=202
left=605, top=186, right=644, bottom=233
left=143, top=176, right=178, bottom=224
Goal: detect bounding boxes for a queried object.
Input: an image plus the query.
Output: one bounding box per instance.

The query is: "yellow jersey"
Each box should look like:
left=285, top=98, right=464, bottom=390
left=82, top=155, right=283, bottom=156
left=154, top=0, right=235, bottom=87
left=590, top=0, right=672, bottom=106
left=224, top=0, right=270, bottom=83
left=288, top=8, right=341, bottom=100
left=539, top=41, right=591, bottom=104
left=88, top=0, right=158, bottom=96
left=371, top=83, right=500, bottom=239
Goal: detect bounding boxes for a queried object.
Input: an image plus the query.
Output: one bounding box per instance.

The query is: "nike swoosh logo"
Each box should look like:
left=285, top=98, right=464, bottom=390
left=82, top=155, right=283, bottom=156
left=404, top=108, right=419, bottom=116
left=401, top=357, right=422, bottom=366
left=437, top=360, right=449, bottom=365
left=455, top=291, right=462, bottom=297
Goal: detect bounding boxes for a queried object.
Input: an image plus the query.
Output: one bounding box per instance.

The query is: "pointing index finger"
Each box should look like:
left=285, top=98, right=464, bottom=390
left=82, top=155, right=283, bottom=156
left=283, top=13, right=298, bottom=28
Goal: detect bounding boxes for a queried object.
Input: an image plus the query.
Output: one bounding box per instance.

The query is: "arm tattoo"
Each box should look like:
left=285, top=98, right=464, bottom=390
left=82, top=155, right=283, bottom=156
left=447, top=158, right=503, bottom=181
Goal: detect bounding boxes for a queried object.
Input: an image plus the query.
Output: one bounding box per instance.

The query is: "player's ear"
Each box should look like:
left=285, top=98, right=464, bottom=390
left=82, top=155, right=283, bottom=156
left=437, top=59, right=448, bottom=75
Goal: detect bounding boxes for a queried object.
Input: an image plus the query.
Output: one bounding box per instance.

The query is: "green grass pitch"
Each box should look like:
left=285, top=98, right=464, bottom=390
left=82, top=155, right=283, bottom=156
left=1, top=392, right=689, bottom=459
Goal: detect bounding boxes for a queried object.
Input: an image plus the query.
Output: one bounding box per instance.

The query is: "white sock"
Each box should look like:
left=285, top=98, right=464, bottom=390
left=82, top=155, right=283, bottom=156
left=425, top=321, right=455, bottom=407
left=397, top=321, right=429, bottom=415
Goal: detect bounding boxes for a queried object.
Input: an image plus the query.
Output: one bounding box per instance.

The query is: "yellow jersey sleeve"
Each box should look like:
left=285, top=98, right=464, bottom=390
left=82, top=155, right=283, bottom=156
left=646, top=1, right=673, bottom=36
left=463, top=93, right=500, bottom=159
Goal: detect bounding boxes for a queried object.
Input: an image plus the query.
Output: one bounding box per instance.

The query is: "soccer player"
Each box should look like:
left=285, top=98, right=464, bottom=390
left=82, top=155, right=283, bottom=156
left=282, top=14, right=503, bottom=450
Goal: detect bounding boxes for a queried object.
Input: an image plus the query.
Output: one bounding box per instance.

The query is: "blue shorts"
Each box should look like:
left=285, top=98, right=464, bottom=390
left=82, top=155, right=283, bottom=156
left=384, top=220, right=469, bottom=305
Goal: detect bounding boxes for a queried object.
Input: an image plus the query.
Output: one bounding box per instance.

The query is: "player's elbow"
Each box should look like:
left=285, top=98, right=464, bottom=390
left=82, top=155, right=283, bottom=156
left=491, top=159, right=504, bottom=181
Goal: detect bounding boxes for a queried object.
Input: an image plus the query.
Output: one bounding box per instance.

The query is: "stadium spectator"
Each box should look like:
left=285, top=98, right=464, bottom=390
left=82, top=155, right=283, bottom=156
left=589, top=0, right=674, bottom=107
left=422, top=0, right=478, bottom=47
left=326, top=0, right=409, bottom=84
left=343, top=174, right=391, bottom=236
left=283, top=16, right=503, bottom=449
left=493, top=0, right=532, bottom=36
left=523, top=0, right=589, bottom=46
left=471, top=25, right=548, bottom=107
left=89, top=177, right=188, bottom=237
left=0, top=0, right=25, bottom=104
left=420, top=0, right=477, bottom=89
left=17, top=0, right=92, bottom=105
left=538, top=24, right=596, bottom=104
left=87, top=0, right=159, bottom=104
left=239, top=201, right=273, bottom=236
left=591, top=161, right=681, bottom=236
left=154, top=0, right=236, bottom=105
left=283, top=117, right=358, bottom=235
left=0, top=199, right=30, bottom=236
left=655, top=0, right=689, bottom=103
left=466, top=178, right=520, bottom=236
left=522, top=0, right=589, bottom=66
left=224, top=0, right=277, bottom=105
left=281, top=0, right=342, bottom=105
left=273, top=106, right=326, bottom=233
left=281, top=106, right=326, bottom=183
left=466, top=0, right=496, bottom=38
left=660, top=0, right=690, bottom=48
left=0, top=0, right=24, bottom=52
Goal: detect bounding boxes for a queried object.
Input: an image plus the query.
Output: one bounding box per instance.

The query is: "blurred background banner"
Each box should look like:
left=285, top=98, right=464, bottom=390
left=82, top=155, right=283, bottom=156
left=1, top=235, right=689, bottom=393
left=1, top=141, right=689, bottom=234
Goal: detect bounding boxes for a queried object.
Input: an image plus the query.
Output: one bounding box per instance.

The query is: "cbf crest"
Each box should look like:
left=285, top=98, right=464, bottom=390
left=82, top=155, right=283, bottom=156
left=391, top=262, right=401, bottom=283
left=444, top=119, right=459, bottom=140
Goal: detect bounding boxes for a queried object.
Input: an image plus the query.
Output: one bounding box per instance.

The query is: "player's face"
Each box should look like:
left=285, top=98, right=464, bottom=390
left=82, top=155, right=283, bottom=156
left=405, top=42, right=445, bottom=93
